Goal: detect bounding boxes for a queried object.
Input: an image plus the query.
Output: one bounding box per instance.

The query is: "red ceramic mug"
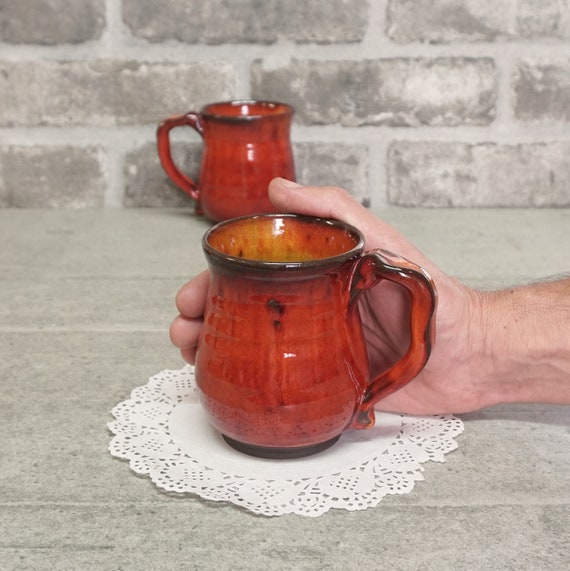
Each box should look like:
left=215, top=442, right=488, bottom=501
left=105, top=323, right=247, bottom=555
left=157, top=100, right=295, bottom=222
left=195, top=214, right=437, bottom=459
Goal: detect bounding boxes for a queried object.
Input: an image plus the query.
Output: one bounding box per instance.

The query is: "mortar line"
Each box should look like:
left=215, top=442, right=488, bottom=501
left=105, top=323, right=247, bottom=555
left=2, top=37, right=570, bottom=62
left=3, top=125, right=570, bottom=150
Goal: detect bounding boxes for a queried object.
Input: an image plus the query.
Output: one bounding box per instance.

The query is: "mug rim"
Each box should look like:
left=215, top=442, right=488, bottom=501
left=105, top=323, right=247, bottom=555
left=203, top=213, right=364, bottom=271
left=200, top=100, right=294, bottom=121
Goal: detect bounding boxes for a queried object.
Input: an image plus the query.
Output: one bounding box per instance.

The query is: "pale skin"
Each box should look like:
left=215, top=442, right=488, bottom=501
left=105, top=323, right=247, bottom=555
left=170, top=178, right=570, bottom=415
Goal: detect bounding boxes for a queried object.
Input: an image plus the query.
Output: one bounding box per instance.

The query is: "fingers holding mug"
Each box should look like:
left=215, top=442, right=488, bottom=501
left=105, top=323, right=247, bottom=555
left=175, top=270, right=210, bottom=318
left=170, top=270, right=211, bottom=364
left=169, top=315, right=203, bottom=364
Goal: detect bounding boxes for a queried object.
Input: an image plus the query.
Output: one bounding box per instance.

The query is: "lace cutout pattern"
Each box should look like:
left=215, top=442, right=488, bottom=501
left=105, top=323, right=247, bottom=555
left=108, top=366, right=464, bottom=517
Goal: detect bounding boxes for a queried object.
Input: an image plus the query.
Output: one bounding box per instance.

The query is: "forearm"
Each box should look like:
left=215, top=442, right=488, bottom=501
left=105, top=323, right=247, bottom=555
left=472, top=278, right=570, bottom=407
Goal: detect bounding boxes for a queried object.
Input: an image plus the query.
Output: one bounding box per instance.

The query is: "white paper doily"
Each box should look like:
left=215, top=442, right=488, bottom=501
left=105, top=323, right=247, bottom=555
left=108, top=365, right=464, bottom=517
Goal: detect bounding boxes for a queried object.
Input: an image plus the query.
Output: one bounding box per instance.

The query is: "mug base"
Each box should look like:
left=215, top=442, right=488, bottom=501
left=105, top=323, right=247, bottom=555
left=222, top=434, right=341, bottom=459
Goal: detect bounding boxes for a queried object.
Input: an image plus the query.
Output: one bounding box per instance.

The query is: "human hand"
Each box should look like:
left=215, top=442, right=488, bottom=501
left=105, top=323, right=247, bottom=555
left=170, top=179, right=489, bottom=415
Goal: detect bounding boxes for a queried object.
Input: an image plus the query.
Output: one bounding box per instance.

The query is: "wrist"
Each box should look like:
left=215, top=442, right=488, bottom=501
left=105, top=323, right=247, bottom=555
left=468, top=282, right=570, bottom=407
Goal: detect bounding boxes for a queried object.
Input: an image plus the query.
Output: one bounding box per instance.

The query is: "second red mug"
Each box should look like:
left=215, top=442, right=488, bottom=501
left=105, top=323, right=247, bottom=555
left=157, top=100, right=296, bottom=222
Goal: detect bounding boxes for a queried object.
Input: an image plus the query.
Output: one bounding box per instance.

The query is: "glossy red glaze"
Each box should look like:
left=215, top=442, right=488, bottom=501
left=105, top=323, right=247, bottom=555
left=195, top=215, right=437, bottom=458
left=157, top=100, right=295, bottom=222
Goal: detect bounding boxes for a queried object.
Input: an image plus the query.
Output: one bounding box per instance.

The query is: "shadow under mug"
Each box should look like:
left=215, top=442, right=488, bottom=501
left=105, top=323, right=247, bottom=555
left=195, top=214, right=437, bottom=459
left=157, top=100, right=295, bottom=222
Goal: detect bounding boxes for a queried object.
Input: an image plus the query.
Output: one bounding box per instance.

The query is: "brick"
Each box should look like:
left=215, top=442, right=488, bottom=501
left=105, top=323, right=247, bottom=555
left=386, top=0, right=570, bottom=43
left=252, top=58, right=496, bottom=127
left=0, top=146, right=106, bottom=208
left=386, top=0, right=513, bottom=43
left=294, top=143, right=369, bottom=206
left=516, top=0, right=570, bottom=39
left=388, top=142, right=570, bottom=207
left=0, top=61, right=238, bottom=127
left=0, top=0, right=105, bottom=45
left=123, top=0, right=367, bottom=44
left=124, top=141, right=369, bottom=207
left=512, top=59, right=570, bottom=123
left=123, top=142, right=198, bottom=207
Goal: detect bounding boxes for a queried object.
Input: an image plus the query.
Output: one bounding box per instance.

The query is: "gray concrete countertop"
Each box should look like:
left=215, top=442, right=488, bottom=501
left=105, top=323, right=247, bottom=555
left=1, top=207, right=569, bottom=570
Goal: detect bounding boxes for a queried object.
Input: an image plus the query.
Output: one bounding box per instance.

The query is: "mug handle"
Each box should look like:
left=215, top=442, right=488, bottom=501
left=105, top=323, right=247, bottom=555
left=156, top=112, right=203, bottom=201
left=348, top=249, right=437, bottom=429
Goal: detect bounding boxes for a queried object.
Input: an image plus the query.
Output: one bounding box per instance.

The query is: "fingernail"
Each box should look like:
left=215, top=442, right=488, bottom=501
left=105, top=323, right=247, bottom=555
left=277, top=178, right=302, bottom=188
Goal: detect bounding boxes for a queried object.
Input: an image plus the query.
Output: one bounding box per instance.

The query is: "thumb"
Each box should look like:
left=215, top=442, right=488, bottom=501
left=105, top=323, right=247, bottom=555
left=268, top=178, right=421, bottom=256
left=268, top=177, right=370, bottom=226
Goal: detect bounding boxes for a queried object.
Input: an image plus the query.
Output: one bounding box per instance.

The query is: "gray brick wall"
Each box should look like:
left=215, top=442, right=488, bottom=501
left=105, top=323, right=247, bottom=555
left=251, top=58, right=497, bottom=127
left=123, top=0, right=368, bottom=44
left=0, top=146, right=106, bottom=207
left=0, top=0, right=105, bottom=45
left=388, top=142, right=570, bottom=207
left=1, top=0, right=569, bottom=208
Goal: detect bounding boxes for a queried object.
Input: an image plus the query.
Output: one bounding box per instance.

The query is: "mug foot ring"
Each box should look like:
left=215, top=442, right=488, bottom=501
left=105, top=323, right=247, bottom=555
left=222, top=434, right=340, bottom=459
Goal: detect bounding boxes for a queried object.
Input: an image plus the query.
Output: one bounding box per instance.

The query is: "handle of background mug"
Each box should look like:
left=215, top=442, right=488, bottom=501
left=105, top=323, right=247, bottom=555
left=348, top=248, right=437, bottom=429
left=156, top=112, right=203, bottom=201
